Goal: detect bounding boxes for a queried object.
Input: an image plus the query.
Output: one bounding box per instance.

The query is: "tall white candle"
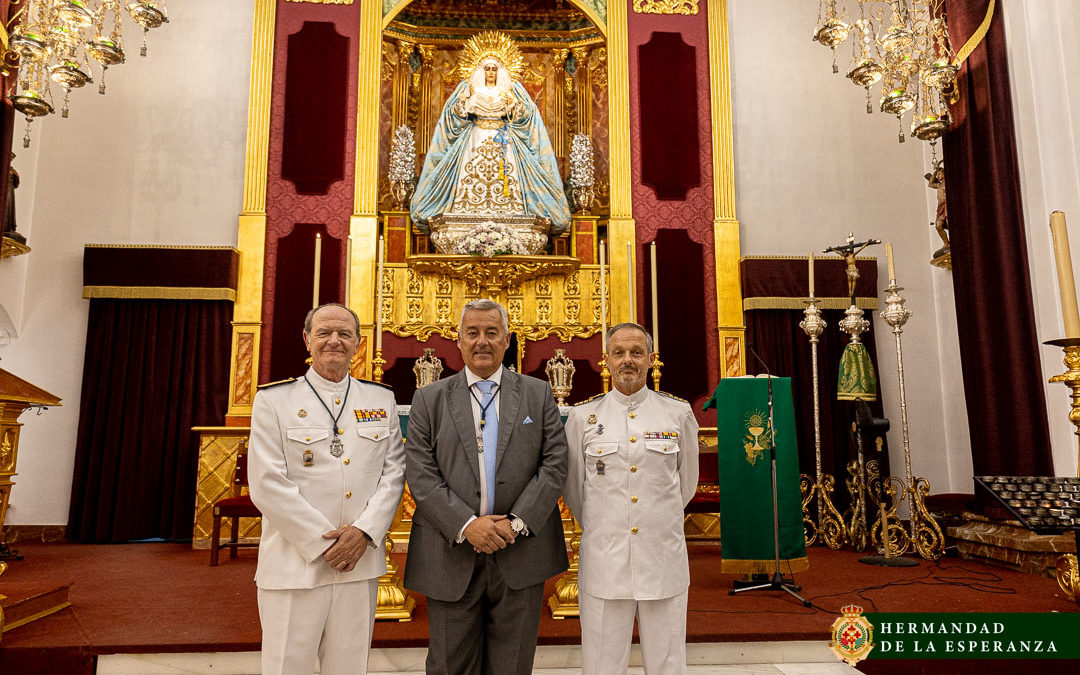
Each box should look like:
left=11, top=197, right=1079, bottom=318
left=808, top=251, right=815, bottom=299
left=627, top=241, right=635, bottom=323
left=886, top=242, right=897, bottom=285
left=650, top=241, right=659, bottom=353
left=345, top=235, right=353, bottom=307
left=312, top=233, right=322, bottom=309
left=600, top=240, right=607, bottom=354
left=376, top=235, right=385, bottom=349
left=1050, top=211, right=1080, bottom=338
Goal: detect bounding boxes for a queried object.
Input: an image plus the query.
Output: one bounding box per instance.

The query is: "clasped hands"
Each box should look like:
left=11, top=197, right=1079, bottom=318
left=322, top=525, right=371, bottom=573
left=464, top=514, right=517, bottom=554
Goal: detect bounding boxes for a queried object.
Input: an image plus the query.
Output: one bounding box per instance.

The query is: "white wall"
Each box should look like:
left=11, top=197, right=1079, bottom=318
left=1003, top=0, right=1080, bottom=478
left=729, top=0, right=970, bottom=495
left=0, top=1, right=254, bottom=525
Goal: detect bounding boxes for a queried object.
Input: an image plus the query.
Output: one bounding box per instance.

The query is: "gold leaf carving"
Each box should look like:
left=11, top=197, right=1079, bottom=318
left=632, top=0, right=699, bottom=15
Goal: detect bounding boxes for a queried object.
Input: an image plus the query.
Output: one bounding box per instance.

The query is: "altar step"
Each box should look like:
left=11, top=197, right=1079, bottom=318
left=1, top=582, right=72, bottom=633
left=96, top=642, right=850, bottom=674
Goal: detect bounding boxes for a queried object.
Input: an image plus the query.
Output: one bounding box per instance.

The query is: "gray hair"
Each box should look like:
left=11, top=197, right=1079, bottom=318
left=607, top=322, right=654, bottom=352
left=304, top=303, right=360, bottom=335
left=459, top=299, right=509, bottom=333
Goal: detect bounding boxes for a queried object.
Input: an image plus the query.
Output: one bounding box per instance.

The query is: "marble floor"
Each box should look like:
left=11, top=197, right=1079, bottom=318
left=96, top=643, right=859, bottom=674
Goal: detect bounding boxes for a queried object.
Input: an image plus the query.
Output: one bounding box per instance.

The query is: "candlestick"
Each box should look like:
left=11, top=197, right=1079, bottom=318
left=1050, top=211, right=1080, bottom=338
left=808, top=251, right=815, bottom=298
left=313, top=233, right=322, bottom=308
left=376, top=235, right=385, bottom=351
left=345, top=235, right=353, bottom=308
left=650, top=241, right=659, bottom=353
left=886, top=242, right=896, bottom=285
left=599, top=240, right=607, bottom=353
left=627, top=241, right=635, bottom=323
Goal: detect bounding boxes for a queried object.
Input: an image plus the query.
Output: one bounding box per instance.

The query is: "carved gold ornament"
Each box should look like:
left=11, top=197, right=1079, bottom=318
left=457, top=31, right=525, bottom=83
left=633, top=0, right=699, bottom=15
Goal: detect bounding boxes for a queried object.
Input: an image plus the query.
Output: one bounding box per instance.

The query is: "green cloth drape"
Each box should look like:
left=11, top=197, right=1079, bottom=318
left=704, top=376, right=808, bottom=574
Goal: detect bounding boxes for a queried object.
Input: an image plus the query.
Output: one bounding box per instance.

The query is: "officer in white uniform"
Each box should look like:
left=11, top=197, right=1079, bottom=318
left=564, top=322, right=699, bottom=675
left=249, top=303, right=406, bottom=675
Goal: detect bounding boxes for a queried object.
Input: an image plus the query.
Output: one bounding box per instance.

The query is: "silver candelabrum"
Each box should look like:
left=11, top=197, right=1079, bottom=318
left=880, top=281, right=944, bottom=560
left=799, top=299, right=846, bottom=549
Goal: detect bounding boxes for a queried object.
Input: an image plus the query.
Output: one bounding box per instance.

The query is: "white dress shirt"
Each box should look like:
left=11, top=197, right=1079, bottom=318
left=455, top=365, right=504, bottom=541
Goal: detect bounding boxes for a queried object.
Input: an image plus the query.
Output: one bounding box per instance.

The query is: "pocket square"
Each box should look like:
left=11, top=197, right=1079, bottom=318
left=522, top=416, right=533, bottom=425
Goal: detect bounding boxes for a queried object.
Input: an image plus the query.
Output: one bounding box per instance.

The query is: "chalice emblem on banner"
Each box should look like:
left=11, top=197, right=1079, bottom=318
left=742, top=410, right=772, bottom=466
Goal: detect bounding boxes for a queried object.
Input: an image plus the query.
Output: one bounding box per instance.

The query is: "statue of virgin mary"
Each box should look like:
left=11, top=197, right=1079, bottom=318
left=410, top=32, right=570, bottom=251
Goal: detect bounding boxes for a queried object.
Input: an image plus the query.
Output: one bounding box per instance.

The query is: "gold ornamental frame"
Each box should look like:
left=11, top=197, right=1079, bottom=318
left=226, top=0, right=744, bottom=412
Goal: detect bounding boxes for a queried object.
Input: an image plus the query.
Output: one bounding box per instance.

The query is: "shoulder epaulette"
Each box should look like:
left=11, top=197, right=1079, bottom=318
left=657, top=390, right=689, bottom=404
left=257, top=377, right=296, bottom=390
left=356, top=377, right=394, bottom=391
left=573, top=392, right=607, bottom=406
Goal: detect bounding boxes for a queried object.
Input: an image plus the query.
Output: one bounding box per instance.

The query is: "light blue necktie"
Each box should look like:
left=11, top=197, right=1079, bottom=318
left=475, top=380, right=499, bottom=514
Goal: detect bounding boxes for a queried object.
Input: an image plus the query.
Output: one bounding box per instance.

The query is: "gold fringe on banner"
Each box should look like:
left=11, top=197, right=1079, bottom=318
left=82, top=286, right=237, bottom=301
left=743, top=297, right=878, bottom=311
left=720, top=556, right=809, bottom=576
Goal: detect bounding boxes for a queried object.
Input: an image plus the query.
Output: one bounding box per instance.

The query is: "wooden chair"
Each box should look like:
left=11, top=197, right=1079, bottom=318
left=210, top=438, right=261, bottom=566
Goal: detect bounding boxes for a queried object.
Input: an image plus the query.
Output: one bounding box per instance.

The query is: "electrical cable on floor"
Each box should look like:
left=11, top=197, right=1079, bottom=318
left=692, top=560, right=1017, bottom=615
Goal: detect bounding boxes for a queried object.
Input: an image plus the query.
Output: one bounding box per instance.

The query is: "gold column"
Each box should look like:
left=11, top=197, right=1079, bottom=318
left=415, top=44, right=436, bottom=155
left=392, top=40, right=415, bottom=132
left=352, top=0, right=382, bottom=370
left=607, top=0, right=635, bottom=326
left=708, top=0, right=744, bottom=378
left=572, top=46, right=592, bottom=134
left=551, top=48, right=569, bottom=158
left=228, top=0, right=275, bottom=418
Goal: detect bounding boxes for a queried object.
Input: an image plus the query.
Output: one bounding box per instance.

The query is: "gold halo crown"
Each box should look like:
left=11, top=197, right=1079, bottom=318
left=457, top=31, right=524, bottom=83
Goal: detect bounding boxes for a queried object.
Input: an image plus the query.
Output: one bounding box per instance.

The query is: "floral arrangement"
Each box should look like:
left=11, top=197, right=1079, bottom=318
left=388, top=125, right=416, bottom=184
left=567, top=133, right=594, bottom=189
left=452, top=220, right=530, bottom=257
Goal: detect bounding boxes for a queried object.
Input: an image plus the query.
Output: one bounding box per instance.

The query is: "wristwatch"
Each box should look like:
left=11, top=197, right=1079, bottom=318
left=509, top=515, right=528, bottom=536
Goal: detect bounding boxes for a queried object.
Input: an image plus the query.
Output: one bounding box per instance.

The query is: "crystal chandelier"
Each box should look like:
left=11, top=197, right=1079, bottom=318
left=7, top=1, right=169, bottom=148
left=813, top=0, right=955, bottom=165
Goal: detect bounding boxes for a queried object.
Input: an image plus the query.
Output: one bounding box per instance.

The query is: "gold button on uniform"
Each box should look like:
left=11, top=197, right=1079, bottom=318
left=631, top=496, right=638, bottom=503
left=345, top=491, right=352, bottom=498
left=305, top=436, right=311, bottom=441
left=344, top=458, right=350, bottom=465
left=629, top=412, right=636, bottom=419
left=630, top=465, right=637, bottom=473
left=631, top=527, right=638, bottom=534
left=630, top=436, right=637, bottom=443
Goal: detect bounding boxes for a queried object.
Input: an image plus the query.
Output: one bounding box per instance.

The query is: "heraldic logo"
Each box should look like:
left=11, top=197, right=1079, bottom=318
left=829, top=604, right=875, bottom=665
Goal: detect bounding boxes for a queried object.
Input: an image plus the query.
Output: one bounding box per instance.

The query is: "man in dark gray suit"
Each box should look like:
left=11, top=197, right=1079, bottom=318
left=404, top=299, right=569, bottom=675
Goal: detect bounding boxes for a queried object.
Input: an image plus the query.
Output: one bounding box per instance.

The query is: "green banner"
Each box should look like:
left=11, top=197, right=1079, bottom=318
left=866, top=613, right=1080, bottom=659
left=704, top=376, right=807, bottom=574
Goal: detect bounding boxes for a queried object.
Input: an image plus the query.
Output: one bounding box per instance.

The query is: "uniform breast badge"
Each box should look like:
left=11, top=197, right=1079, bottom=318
left=596, top=423, right=604, bottom=435
left=303, top=449, right=314, bottom=466
left=330, top=435, right=344, bottom=457
left=595, top=458, right=605, bottom=475
left=587, top=413, right=597, bottom=425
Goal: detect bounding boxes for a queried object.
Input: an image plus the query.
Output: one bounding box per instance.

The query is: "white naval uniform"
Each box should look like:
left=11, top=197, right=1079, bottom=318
left=248, top=367, right=406, bottom=675
left=564, top=386, right=699, bottom=675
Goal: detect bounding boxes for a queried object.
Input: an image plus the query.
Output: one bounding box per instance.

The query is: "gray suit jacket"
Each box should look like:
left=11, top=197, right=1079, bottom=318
left=403, top=369, right=569, bottom=601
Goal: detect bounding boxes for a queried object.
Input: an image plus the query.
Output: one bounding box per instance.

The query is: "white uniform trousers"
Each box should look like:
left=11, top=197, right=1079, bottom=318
left=579, top=589, right=688, bottom=675
left=258, top=578, right=377, bottom=675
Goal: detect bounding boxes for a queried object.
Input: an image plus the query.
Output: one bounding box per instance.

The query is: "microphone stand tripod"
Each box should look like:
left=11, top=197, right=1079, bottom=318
left=729, top=371, right=812, bottom=607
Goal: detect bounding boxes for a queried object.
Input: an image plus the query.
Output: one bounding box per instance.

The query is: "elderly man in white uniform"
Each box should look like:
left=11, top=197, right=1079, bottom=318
left=249, top=303, right=406, bottom=675
left=564, top=322, right=699, bottom=675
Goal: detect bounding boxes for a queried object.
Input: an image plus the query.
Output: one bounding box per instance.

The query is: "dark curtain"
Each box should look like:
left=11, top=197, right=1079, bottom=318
left=67, top=300, right=232, bottom=542
left=943, top=1, right=1054, bottom=477
left=745, top=309, right=890, bottom=515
